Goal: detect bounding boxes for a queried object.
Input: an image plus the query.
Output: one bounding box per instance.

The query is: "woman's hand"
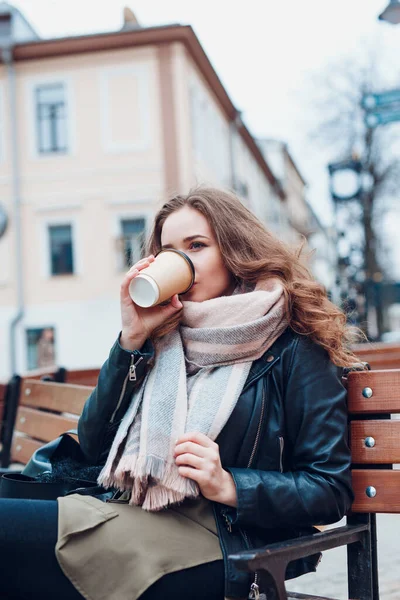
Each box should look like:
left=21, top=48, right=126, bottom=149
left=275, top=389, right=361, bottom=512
left=120, top=255, right=183, bottom=350
left=174, top=432, right=237, bottom=507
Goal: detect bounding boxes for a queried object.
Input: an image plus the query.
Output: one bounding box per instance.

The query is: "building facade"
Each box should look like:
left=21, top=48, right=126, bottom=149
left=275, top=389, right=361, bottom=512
left=258, top=138, right=337, bottom=294
left=0, top=5, right=287, bottom=378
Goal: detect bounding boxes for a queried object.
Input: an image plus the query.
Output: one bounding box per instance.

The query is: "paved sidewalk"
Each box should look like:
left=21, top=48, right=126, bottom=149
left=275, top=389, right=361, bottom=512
left=286, top=515, right=400, bottom=599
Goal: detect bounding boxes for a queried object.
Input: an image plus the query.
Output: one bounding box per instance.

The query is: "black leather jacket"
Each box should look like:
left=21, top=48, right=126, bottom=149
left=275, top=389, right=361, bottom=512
left=78, top=327, right=353, bottom=599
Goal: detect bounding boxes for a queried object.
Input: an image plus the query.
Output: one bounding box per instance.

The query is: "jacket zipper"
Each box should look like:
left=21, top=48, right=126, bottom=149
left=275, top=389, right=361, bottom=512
left=279, top=435, right=285, bottom=473
left=240, top=528, right=260, bottom=599
left=249, top=581, right=260, bottom=600
left=247, top=387, right=266, bottom=468
left=242, top=386, right=266, bottom=599
left=109, top=355, right=143, bottom=423
left=221, top=509, right=233, bottom=533
left=243, top=406, right=283, bottom=597
left=221, top=383, right=268, bottom=597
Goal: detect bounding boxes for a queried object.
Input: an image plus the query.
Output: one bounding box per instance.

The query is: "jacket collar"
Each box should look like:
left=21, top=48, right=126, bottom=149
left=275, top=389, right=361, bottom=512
left=243, top=327, right=295, bottom=391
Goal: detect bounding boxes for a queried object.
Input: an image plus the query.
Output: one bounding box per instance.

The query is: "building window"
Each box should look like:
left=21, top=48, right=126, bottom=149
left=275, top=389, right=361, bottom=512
left=26, top=327, right=56, bottom=370
left=119, top=218, right=146, bottom=269
left=36, top=83, right=67, bottom=154
left=49, top=224, right=74, bottom=275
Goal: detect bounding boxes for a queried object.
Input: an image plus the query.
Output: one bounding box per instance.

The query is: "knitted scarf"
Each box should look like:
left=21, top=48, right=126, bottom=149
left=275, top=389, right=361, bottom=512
left=98, top=278, right=288, bottom=511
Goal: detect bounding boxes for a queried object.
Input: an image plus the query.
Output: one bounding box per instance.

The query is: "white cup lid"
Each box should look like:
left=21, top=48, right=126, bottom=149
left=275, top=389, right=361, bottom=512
left=129, top=274, right=160, bottom=308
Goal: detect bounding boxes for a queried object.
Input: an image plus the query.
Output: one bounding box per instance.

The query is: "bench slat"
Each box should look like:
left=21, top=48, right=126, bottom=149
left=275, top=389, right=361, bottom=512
left=15, top=406, right=78, bottom=443
left=353, top=343, right=400, bottom=355
left=20, top=379, right=93, bottom=416
left=65, top=369, right=100, bottom=387
left=22, top=366, right=61, bottom=380
left=351, top=420, right=400, bottom=464
left=361, top=357, right=400, bottom=370
left=352, top=469, right=400, bottom=512
left=11, top=435, right=43, bottom=465
left=351, top=344, right=400, bottom=370
left=347, top=369, right=400, bottom=413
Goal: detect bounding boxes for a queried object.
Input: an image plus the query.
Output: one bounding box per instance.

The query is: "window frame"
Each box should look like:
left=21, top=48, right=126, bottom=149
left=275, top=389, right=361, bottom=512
left=26, top=74, right=75, bottom=159
left=39, top=216, right=82, bottom=279
left=48, top=223, right=75, bottom=276
left=112, top=211, right=150, bottom=273
left=35, top=83, right=68, bottom=155
left=25, top=326, right=56, bottom=371
left=119, top=217, right=147, bottom=269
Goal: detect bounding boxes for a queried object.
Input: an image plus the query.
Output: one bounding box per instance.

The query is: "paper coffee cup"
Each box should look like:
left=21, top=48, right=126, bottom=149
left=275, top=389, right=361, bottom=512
left=129, top=249, right=195, bottom=308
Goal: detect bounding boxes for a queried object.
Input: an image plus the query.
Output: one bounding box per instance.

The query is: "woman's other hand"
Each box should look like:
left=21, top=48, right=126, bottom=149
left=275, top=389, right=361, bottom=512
left=174, top=432, right=237, bottom=507
left=120, top=255, right=183, bottom=350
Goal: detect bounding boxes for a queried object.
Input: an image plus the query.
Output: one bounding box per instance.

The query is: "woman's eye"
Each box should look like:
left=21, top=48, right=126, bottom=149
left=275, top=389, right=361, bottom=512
left=190, top=241, right=205, bottom=250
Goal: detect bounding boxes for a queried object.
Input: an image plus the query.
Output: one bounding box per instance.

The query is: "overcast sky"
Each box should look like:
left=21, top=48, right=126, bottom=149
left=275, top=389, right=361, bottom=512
left=10, top=0, right=400, bottom=272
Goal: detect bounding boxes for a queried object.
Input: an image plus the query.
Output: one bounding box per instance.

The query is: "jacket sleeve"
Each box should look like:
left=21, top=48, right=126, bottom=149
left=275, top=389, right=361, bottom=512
left=78, top=334, right=154, bottom=465
left=227, top=336, right=354, bottom=529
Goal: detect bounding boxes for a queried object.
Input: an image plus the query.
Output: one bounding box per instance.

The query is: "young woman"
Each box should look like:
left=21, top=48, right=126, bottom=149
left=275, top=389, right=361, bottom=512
left=0, top=187, right=358, bottom=600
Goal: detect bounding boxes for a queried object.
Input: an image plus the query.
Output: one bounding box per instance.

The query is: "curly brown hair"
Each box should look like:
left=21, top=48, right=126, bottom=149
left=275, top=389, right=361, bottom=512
left=147, top=186, right=362, bottom=367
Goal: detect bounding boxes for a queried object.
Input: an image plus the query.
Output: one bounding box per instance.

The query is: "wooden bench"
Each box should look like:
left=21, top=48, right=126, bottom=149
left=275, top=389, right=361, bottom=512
left=230, top=367, right=400, bottom=600
left=9, top=379, right=94, bottom=467
left=19, top=366, right=66, bottom=382
left=3, top=366, right=397, bottom=598
left=64, top=368, right=100, bottom=387
left=0, top=367, right=99, bottom=468
left=6, top=366, right=100, bottom=386
left=352, top=342, right=400, bottom=370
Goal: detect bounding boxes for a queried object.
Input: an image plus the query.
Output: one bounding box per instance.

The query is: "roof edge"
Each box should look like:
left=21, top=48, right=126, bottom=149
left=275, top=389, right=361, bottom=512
left=10, top=23, right=284, bottom=198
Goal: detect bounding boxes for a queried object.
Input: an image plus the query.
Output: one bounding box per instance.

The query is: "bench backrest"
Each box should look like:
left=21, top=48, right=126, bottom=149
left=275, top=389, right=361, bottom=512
left=64, top=368, right=100, bottom=387
left=8, top=367, right=400, bottom=517
left=352, top=343, right=400, bottom=370
left=21, top=367, right=100, bottom=386
left=347, top=368, right=400, bottom=514
left=11, top=379, right=94, bottom=465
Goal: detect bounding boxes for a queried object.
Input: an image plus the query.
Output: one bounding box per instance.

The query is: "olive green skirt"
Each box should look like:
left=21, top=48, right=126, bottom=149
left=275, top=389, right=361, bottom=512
left=56, top=493, right=226, bottom=600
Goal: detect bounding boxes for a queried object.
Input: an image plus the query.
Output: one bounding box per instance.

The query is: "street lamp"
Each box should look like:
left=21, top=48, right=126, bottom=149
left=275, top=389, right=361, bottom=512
left=327, top=159, right=367, bottom=329
left=379, top=0, right=400, bottom=24
left=328, top=159, right=363, bottom=202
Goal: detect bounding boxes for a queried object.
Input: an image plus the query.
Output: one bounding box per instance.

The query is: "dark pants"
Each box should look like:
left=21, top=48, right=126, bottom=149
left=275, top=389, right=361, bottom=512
left=0, top=499, right=225, bottom=600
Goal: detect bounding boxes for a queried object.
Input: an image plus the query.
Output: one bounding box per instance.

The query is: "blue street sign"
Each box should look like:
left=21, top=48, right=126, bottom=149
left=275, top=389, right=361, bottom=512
left=362, top=89, right=400, bottom=110
left=365, top=109, right=400, bottom=128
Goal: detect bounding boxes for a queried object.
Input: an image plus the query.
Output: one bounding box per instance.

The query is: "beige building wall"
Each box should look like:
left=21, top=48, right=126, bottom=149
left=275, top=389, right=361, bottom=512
left=284, top=154, right=311, bottom=240
left=186, top=55, right=231, bottom=189
left=0, top=35, right=284, bottom=379
left=231, top=129, right=280, bottom=228
left=0, top=45, right=167, bottom=377
left=184, top=52, right=281, bottom=227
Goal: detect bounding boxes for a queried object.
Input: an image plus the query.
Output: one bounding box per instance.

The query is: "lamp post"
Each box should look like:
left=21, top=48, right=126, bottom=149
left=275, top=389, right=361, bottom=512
left=379, top=0, right=400, bottom=24
left=328, top=159, right=368, bottom=332
left=328, top=159, right=363, bottom=203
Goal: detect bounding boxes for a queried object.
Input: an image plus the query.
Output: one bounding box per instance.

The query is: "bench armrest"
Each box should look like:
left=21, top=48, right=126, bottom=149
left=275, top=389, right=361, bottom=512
left=229, top=524, right=369, bottom=600
left=229, top=523, right=368, bottom=577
